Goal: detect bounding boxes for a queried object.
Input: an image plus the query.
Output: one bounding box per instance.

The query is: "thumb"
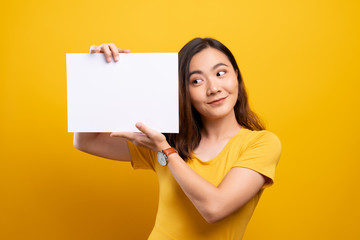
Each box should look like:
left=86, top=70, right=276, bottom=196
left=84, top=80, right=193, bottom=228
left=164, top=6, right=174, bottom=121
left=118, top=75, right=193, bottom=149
left=136, top=122, right=156, bottom=138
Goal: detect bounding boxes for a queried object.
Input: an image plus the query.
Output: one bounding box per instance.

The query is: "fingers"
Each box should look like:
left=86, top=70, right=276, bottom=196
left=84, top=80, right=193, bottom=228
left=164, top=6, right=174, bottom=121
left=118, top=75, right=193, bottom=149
left=110, top=123, right=168, bottom=151
left=99, top=43, right=113, bottom=63
left=118, top=48, right=131, bottom=53
left=90, top=45, right=101, bottom=53
left=108, top=43, right=120, bottom=62
left=110, top=131, right=148, bottom=142
left=110, top=131, right=153, bottom=148
left=135, top=122, right=169, bottom=150
left=110, top=131, right=137, bottom=140
left=90, top=43, right=131, bottom=63
left=110, top=123, right=157, bottom=140
left=135, top=122, right=156, bottom=138
left=99, top=43, right=131, bottom=63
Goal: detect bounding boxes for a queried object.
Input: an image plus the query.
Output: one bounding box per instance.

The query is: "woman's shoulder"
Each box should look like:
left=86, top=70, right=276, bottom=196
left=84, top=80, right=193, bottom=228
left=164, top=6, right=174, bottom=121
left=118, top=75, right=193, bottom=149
left=236, top=128, right=281, bottom=149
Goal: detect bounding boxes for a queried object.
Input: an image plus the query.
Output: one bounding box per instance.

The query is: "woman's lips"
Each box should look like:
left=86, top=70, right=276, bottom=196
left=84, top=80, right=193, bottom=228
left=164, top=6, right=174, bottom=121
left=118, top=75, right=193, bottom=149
left=208, top=96, right=227, bottom=105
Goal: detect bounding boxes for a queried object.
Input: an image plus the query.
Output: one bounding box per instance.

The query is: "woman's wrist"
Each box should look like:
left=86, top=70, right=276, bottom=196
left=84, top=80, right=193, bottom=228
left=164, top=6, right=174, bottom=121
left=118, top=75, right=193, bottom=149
left=166, top=151, right=181, bottom=165
left=157, top=142, right=171, bottom=152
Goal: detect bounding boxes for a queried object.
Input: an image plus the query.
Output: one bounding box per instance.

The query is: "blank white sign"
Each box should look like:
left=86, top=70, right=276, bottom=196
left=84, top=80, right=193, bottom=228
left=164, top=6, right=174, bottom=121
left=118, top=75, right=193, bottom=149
left=66, top=53, right=179, bottom=133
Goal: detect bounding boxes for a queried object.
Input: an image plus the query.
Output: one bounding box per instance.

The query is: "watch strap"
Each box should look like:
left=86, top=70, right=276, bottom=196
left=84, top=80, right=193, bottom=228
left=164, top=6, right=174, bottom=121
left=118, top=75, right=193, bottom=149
left=162, top=147, right=177, bottom=157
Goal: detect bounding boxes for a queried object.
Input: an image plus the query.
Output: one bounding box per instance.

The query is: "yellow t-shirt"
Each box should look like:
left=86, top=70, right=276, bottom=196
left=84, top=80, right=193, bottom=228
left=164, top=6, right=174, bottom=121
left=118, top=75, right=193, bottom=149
left=127, top=127, right=281, bottom=240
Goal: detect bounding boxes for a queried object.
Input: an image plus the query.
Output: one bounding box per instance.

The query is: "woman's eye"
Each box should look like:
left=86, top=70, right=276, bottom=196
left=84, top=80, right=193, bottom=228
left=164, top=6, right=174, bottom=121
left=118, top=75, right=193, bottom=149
left=192, top=79, right=202, bottom=84
left=217, top=71, right=226, bottom=77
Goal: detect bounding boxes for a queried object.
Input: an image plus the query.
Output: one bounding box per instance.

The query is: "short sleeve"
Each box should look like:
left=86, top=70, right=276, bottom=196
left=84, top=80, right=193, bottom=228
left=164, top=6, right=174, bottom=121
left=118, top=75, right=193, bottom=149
left=127, top=140, right=156, bottom=171
left=233, top=131, right=282, bottom=188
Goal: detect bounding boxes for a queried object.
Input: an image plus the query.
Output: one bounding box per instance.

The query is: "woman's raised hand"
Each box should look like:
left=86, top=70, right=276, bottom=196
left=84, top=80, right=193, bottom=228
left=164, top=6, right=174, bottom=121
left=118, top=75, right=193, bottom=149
left=89, top=43, right=131, bottom=63
left=110, top=122, right=170, bottom=152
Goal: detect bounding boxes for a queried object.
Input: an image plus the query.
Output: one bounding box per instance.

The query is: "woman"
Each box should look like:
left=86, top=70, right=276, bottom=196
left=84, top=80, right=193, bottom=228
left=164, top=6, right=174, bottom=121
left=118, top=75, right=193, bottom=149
left=74, top=38, right=281, bottom=239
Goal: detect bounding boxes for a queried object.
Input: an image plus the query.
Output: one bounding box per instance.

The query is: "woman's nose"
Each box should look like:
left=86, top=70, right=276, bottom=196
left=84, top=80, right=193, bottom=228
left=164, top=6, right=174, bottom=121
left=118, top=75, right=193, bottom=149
left=206, top=79, right=221, bottom=95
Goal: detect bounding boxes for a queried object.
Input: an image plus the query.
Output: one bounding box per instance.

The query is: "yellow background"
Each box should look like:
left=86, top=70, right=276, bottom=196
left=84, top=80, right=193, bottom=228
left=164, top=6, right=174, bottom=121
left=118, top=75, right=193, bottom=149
left=1, top=0, right=359, bottom=239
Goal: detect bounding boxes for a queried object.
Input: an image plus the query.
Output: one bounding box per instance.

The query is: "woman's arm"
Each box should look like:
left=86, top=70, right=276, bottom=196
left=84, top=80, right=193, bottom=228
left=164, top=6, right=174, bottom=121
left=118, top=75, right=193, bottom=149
left=111, top=123, right=266, bottom=223
left=73, top=43, right=132, bottom=161
left=74, top=132, right=131, bottom=161
left=166, top=154, right=265, bottom=223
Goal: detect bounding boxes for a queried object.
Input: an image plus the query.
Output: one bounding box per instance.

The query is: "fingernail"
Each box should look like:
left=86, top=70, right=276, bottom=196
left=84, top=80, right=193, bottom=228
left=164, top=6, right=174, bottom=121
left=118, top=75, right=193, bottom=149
left=115, top=56, right=119, bottom=61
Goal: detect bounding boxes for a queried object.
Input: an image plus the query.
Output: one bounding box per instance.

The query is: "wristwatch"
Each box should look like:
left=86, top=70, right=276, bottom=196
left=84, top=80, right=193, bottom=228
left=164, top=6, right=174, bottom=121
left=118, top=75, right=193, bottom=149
left=157, top=147, right=177, bottom=166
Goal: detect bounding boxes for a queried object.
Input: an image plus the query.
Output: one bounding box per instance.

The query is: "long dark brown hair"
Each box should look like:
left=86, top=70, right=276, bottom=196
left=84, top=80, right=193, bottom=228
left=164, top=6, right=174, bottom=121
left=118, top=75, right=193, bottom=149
left=165, top=38, right=265, bottom=160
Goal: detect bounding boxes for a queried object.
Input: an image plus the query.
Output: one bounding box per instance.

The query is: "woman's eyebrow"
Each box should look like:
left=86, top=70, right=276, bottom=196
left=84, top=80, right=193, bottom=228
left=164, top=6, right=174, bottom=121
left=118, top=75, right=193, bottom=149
left=189, top=63, right=229, bottom=77
left=212, top=63, right=228, bottom=70
left=189, top=70, right=202, bottom=77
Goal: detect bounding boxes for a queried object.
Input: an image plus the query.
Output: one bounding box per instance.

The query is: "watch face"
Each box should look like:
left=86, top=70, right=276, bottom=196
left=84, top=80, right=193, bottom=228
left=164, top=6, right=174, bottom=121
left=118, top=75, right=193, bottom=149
left=157, top=152, right=167, bottom=166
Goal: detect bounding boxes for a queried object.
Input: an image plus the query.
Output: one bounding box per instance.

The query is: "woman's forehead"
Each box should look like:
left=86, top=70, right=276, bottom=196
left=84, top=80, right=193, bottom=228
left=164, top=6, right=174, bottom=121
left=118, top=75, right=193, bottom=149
left=189, top=48, right=230, bottom=71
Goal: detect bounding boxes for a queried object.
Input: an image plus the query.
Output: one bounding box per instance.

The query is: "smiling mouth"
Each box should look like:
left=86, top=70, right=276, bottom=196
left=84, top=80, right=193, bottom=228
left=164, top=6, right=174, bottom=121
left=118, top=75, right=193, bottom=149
left=208, top=96, right=227, bottom=104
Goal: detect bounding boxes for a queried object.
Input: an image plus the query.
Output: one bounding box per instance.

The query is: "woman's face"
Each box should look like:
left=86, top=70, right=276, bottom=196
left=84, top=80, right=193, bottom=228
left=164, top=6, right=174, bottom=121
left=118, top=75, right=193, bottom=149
left=188, top=47, right=239, bottom=121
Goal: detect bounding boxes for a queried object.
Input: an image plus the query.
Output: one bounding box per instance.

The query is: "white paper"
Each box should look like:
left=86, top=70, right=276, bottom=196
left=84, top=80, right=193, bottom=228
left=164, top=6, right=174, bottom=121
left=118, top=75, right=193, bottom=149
left=66, top=53, right=178, bottom=133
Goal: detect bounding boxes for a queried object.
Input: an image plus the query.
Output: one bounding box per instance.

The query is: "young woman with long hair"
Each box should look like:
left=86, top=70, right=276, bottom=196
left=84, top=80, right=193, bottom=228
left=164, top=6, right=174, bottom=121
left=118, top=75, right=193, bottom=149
left=74, top=38, right=281, bottom=239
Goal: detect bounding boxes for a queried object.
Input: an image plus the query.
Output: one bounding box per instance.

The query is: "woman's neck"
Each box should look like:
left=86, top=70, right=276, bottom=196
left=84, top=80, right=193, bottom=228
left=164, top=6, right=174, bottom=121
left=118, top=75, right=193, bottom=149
left=200, top=111, right=242, bottom=141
